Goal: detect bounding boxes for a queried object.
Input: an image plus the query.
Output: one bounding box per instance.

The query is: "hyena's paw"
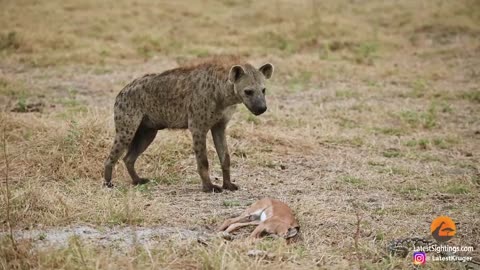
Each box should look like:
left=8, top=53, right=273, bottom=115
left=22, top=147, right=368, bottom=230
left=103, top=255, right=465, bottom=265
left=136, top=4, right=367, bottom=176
left=223, top=182, right=238, bottom=191
left=133, top=178, right=150, bottom=185
left=103, top=181, right=115, bottom=188
left=203, top=184, right=223, bottom=193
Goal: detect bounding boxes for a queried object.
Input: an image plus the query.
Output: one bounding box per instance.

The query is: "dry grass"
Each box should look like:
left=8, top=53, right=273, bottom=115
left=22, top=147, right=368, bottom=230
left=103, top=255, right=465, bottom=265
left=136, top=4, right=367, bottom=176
left=1, top=0, right=480, bottom=269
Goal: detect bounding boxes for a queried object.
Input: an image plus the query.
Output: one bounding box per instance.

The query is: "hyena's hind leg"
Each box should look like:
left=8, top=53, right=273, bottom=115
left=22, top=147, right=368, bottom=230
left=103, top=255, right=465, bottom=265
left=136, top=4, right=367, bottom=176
left=123, top=123, right=157, bottom=185
left=103, top=112, right=143, bottom=188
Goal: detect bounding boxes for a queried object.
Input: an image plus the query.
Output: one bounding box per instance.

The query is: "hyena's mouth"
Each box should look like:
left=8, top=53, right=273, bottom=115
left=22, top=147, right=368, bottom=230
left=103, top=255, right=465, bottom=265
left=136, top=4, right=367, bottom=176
left=249, top=105, right=267, bottom=116
left=253, top=106, right=267, bottom=115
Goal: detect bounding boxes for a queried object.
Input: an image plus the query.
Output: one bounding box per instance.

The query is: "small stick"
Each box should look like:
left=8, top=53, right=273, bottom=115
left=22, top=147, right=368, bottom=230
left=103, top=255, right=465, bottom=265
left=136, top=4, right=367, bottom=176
left=354, top=208, right=363, bottom=270
left=3, top=126, right=16, bottom=250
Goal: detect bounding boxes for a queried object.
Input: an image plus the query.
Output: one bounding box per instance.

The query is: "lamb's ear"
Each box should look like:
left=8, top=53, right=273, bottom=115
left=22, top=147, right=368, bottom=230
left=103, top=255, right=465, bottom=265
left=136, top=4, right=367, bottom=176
left=228, top=65, right=246, bottom=83
left=285, top=227, right=298, bottom=239
left=259, top=63, right=274, bottom=79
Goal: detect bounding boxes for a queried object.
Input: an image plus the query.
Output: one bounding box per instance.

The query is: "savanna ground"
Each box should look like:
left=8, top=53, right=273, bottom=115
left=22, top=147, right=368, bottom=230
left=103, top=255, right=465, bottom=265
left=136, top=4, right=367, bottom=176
left=1, top=0, right=480, bottom=269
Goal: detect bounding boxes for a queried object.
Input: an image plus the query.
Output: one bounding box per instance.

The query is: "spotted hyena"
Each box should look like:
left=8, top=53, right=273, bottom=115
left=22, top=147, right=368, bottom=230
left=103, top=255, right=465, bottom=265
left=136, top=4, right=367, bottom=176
left=103, top=58, right=274, bottom=192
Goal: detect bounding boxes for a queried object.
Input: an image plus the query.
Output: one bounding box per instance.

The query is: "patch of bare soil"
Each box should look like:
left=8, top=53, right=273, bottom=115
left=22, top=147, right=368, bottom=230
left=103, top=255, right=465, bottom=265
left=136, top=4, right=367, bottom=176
left=2, top=225, right=210, bottom=250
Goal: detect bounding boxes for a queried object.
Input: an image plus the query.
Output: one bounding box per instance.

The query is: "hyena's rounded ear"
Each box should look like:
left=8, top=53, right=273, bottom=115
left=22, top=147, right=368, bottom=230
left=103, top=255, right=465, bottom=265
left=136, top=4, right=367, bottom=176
left=228, top=65, right=246, bottom=83
left=285, top=227, right=298, bottom=239
left=259, top=63, right=274, bottom=79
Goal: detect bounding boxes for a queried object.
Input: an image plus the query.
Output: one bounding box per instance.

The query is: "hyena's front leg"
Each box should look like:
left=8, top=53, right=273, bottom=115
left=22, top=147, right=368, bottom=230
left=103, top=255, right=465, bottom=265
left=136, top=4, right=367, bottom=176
left=211, top=122, right=238, bottom=191
left=191, top=128, right=223, bottom=193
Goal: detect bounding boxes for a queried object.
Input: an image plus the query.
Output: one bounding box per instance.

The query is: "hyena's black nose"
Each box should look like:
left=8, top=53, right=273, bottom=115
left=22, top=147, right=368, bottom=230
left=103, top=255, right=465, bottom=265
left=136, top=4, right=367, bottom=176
left=255, top=105, right=267, bottom=115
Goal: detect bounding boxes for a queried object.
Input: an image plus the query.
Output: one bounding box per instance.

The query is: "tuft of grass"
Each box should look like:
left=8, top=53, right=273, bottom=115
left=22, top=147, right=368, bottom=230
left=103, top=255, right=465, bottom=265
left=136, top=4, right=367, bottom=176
left=432, top=138, right=448, bottom=149
left=404, top=137, right=458, bottom=150
left=399, top=103, right=437, bottom=129
left=261, top=31, right=296, bottom=53
left=38, top=233, right=47, bottom=241
left=187, top=47, right=211, bottom=58
left=15, top=97, right=28, bottom=112
left=0, top=77, right=30, bottom=98
left=397, top=186, right=427, bottom=199
left=222, top=200, right=241, bottom=207
left=0, top=31, right=21, bottom=51
left=460, top=89, right=480, bottom=103
left=341, top=175, right=364, bottom=185
left=406, top=78, right=429, bottom=98
left=133, top=35, right=164, bottom=58
left=442, top=184, right=470, bottom=195
left=373, top=127, right=405, bottom=136
left=404, top=139, right=417, bottom=147
left=335, top=89, right=359, bottom=99
left=354, top=41, right=379, bottom=65
left=155, top=176, right=180, bottom=186
left=377, top=166, right=410, bottom=176
left=246, top=114, right=260, bottom=125
left=367, top=160, right=385, bottom=167
left=323, top=136, right=364, bottom=147
left=417, top=138, right=429, bottom=150
left=287, top=71, right=313, bottom=92
left=382, top=148, right=402, bottom=158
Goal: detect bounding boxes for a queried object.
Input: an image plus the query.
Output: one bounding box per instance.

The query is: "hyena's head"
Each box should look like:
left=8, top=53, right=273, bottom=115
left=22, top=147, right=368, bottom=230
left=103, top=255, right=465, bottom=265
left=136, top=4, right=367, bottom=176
left=228, top=63, right=274, bottom=116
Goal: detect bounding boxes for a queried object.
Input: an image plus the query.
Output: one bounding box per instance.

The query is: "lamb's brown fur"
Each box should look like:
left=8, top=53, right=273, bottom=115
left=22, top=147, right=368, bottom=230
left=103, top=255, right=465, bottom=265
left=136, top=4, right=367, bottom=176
left=218, top=198, right=300, bottom=239
left=103, top=58, right=274, bottom=192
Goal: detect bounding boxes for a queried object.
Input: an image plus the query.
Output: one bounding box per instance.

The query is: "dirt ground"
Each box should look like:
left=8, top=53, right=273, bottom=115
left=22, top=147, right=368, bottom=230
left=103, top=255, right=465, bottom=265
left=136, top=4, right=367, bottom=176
left=1, top=0, right=479, bottom=269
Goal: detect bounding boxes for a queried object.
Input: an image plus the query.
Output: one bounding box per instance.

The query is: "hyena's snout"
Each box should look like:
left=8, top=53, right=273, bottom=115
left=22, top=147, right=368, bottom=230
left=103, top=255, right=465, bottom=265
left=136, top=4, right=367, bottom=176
left=250, top=97, right=267, bottom=116
left=253, top=104, right=267, bottom=115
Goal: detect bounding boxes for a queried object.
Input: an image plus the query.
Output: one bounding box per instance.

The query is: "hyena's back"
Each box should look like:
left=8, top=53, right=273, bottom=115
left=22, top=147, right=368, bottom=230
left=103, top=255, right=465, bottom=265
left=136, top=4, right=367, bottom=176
left=114, top=70, right=191, bottom=130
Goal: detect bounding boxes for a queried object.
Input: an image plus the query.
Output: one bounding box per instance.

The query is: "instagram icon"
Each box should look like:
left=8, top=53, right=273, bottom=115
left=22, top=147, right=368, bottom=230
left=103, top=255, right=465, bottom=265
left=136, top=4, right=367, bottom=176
left=413, top=252, right=426, bottom=265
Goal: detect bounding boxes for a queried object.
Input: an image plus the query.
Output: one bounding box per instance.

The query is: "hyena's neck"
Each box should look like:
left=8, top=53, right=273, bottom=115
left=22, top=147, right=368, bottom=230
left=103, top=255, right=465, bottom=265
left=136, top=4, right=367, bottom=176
left=218, top=81, right=242, bottom=108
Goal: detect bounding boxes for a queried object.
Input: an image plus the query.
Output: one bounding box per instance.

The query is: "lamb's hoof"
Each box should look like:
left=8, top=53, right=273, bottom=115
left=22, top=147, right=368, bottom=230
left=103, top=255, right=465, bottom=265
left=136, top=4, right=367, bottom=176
left=133, top=178, right=150, bottom=185
left=203, top=184, right=223, bottom=193
left=223, top=182, right=238, bottom=191
left=103, top=181, right=114, bottom=188
left=218, top=231, right=234, bottom=241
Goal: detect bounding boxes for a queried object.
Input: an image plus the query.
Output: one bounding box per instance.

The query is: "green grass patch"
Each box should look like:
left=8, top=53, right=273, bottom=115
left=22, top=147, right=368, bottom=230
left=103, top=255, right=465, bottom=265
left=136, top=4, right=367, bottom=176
left=397, top=186, right=427, bottom=199
left=367, top=160, right=385, bottom=167
left=373, top=127, right=406, bottom=136
left=287, top=71, right=313, bottom=92
left=353, top=41, right=379, bottom=65
left=335, top=89, right=359, bottom=99
left=222, top=200, right=241, bottom=207
left=261, top=31, right=296, bottom=53
left=382, top=148, right=401, bottom=158
left=403, top=78, right=429, bottom=98
left=404, top=137, right=458, bottom=150
left=419, top=153, right=442, bottom=162
left=398, top=103, right=437, bottom=129
left=340, top=175, right=364, bottom=185
left=377, top=166, right=410, bottom=176
left=246, top=114, right=260, bottom=125
left=460, top=89, right=480, bottom=103
left=324, top=136, right=364, bottom=147
left=0, top=31, right=21, bottom=51
left=0, top=77, right=30, bottom=98
left=442, top=184, right=470, bottom=194
left=152, top=174, right=181, bottom=186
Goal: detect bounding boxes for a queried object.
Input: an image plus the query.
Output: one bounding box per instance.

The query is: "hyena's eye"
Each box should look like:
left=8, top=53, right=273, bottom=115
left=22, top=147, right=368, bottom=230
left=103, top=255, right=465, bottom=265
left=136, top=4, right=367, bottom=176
left=262, top=88, right=266, bottom=94
left=244, top=89, right=254, bottom=96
